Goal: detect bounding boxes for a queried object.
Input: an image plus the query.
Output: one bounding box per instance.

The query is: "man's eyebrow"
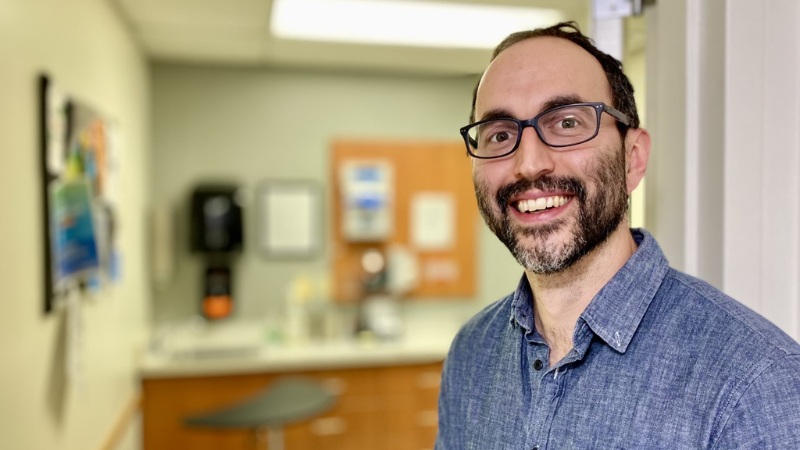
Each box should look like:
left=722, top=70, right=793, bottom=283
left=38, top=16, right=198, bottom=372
left=541, top=94, right=586, bottom=112
left=478, top=108, right=516, bottom=122
left=477, top=95, right=587, bottom=122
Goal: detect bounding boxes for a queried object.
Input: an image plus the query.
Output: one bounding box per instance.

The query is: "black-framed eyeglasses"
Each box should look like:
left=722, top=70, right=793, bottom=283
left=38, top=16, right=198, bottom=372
left=460, top=102, right=630, bottom=159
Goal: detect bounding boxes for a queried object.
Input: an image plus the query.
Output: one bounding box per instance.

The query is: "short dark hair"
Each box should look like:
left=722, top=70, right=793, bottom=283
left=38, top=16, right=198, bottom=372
left=469, top=21, right=640, bottom=137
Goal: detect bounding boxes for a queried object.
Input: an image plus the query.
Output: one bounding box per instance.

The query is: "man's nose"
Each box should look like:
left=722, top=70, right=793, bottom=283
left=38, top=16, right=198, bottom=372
left=512, top=126, right=555, bottom=180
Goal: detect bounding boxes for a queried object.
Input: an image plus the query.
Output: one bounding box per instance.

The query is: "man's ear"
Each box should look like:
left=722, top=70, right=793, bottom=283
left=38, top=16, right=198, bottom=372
left=624, top=128, right=651, bottom=194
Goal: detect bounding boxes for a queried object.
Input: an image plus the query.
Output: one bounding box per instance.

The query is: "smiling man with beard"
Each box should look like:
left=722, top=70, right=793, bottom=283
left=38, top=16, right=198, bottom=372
left=435, top=22, right=800, bottom=450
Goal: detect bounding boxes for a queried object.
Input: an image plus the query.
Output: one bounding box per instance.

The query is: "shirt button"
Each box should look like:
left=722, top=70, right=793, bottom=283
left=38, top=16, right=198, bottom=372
left=532, top=446, right=540, bottom=450
left=533, top=359, right=543, bottom=371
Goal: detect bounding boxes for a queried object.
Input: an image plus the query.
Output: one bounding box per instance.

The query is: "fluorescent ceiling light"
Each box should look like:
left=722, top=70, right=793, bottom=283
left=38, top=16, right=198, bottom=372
left=271, top=0, right=565, bottom=49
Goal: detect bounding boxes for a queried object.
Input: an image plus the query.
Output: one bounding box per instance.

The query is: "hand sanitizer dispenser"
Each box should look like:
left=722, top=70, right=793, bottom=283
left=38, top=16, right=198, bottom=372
left=340, top=161, right=393, bottom=242
left=189, top=184, right=244, bottom=320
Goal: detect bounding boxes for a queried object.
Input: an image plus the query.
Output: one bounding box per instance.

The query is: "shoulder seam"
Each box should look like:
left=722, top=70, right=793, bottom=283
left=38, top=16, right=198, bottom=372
left=709, top=353, right=800, bottom=449
left=664, top=271, right=794, bottom=357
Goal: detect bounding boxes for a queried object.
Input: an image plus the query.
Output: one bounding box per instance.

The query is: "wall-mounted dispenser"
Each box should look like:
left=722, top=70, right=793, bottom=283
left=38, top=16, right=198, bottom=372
left=190, top=185, right=244, bottom=253
left=339, top=160, right=393, bottom=242
left=190, top=184, right=244, bottom=320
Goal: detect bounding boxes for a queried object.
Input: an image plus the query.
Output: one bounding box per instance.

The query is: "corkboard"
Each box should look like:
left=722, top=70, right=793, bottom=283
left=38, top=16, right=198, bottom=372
left=331, top=140, right=477, bottom=303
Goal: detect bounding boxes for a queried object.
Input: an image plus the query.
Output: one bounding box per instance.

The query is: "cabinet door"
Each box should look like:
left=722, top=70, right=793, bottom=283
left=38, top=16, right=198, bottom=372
left=285, top=368, right=378, bottom=450
left=414, top=363, right=443, bottom=450
left=143, top=373, right=274, bottom=450
left=373, top=362, right=443, bottom=450
left=142, top=362, right=443, bottom=450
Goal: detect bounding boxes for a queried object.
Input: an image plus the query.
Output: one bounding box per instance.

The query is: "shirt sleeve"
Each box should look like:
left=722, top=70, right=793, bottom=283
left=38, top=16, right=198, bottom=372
left=711, top=353, right=800, bottom=449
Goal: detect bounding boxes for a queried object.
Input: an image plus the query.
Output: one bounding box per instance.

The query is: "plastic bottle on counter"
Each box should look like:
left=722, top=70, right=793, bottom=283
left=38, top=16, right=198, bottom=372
left=284, top=274, right=313, bottom=346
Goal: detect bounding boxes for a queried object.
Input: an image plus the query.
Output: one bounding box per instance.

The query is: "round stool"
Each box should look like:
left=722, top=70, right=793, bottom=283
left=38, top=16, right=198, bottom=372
left=185, top=377, right=336, bottom=450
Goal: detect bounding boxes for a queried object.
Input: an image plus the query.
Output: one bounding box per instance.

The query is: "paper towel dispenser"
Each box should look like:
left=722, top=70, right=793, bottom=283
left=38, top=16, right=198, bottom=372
left=190, top=185, right=243, bottom=253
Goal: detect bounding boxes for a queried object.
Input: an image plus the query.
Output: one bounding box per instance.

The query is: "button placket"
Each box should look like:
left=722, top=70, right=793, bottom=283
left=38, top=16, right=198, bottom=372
left=527, top=340, right=550, bottom=450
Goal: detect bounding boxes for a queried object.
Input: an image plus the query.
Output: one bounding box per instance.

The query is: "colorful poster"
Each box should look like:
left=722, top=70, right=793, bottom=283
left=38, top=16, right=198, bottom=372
left=50, top=180, right=99, bottom=281
left=40, top=75, right=122, bottom=312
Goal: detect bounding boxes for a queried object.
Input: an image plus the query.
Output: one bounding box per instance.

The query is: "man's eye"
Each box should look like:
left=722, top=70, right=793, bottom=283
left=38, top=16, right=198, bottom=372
left=490, top=131, right=510, bottom=143
left=559, top=118, right=579, bottom=129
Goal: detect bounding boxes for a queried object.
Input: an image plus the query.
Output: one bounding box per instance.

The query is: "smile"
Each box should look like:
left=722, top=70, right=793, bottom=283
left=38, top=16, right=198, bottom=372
left=513, top=195, right=572, bottom=214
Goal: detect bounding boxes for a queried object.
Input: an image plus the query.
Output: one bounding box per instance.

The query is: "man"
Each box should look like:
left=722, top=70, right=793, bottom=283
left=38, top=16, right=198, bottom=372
left=436, top=22, right=800, bottom=449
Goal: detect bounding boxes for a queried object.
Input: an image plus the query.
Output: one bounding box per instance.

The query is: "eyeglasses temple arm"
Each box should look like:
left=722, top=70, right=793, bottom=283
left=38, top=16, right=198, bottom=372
left=603, top=104, right=631, bottom=126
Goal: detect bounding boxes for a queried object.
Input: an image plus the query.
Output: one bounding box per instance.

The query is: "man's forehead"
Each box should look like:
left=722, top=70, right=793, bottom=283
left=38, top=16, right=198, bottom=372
left=476, top=37, right=611, bottom=119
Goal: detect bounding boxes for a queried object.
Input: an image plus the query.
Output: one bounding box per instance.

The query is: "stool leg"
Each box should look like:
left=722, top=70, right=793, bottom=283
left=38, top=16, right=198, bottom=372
left=267, top=426, right=283, bottom=450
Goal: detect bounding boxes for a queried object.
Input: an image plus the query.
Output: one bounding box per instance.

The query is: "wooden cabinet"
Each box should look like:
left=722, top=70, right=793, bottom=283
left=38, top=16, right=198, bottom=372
left=142, top=362, right=443, bottom=450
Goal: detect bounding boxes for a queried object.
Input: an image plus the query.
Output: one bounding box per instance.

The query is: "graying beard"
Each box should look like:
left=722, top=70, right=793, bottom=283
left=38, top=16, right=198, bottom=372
left=503, top=215, right=583, bottom=274
left=473, top=144, right=628, bottom=275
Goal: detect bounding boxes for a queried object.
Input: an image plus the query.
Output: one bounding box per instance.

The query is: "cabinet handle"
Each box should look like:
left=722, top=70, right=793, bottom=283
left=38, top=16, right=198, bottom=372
left=321, top=377, right=346, bottom=396
left=415, top=371, right=441, bottom=389
left=415, top=410, right=438, bottom=428
left=310, top=417, right=348, bottom=436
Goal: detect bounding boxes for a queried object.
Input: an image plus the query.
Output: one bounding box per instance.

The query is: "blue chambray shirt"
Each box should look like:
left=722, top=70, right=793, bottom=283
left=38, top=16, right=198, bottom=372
left=436, top=229, right=800, bottom=449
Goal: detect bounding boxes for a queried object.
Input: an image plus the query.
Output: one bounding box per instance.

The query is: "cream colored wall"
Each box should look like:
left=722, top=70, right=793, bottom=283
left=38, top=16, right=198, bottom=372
left=150, top=64, right=523, bottom=323
left=624, top=15, right=647, bottom=229
left=643, top=1, right=688, bottom=270
left=0, top=1, right=149, bottom=449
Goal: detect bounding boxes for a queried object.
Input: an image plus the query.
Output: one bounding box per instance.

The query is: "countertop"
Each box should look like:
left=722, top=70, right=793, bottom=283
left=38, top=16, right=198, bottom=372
left=139, top=318, right=458, bottom=379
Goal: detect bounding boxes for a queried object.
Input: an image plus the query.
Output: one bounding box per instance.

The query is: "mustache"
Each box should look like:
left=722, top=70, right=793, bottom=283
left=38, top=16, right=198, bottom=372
left=495, top=175, right=587, bottom=212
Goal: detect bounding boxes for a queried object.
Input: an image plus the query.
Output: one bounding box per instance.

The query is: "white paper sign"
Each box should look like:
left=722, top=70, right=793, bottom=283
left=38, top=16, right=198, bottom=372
left=411, top=192, right=455, bottom=251
left=261, top=185, right=318, bottom=256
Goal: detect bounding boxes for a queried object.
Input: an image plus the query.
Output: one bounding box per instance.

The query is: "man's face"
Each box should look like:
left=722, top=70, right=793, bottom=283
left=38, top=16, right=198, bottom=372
left=472, top=37, right=631, bottom=274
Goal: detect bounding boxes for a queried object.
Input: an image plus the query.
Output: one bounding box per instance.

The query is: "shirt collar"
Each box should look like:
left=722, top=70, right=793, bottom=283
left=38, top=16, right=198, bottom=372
left=509, top=229, right=670, bottom=353
left=509, top=275, right=535, bottom=335
left=580, top=229, right=670, bottom=353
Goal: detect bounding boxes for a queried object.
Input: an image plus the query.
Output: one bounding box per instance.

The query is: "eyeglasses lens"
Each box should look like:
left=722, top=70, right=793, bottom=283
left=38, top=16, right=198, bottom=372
left=538, top=105, right=598, bottom=146
left=467, top=119, right=518, bottom=158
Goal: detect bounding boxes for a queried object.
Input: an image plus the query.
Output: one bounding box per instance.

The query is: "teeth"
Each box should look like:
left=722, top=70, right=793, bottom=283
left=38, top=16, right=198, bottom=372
left=515, top=195, right=570, bottom=213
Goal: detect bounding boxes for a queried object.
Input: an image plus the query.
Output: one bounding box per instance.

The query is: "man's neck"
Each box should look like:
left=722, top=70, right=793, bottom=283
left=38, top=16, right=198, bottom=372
left=527, top=225, right=638, bottom=367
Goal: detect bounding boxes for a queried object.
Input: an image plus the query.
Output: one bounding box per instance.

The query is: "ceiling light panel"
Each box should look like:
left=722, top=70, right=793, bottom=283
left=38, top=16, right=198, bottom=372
left=271, top=0, right=565, bottom=49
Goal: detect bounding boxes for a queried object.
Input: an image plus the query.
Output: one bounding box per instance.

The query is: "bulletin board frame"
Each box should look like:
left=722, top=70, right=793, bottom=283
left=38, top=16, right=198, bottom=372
left=331, top=140, right=478, bottom=303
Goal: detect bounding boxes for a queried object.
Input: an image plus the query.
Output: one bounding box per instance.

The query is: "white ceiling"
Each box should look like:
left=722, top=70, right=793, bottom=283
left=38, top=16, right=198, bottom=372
left=113, top=0, right=592, bottom=75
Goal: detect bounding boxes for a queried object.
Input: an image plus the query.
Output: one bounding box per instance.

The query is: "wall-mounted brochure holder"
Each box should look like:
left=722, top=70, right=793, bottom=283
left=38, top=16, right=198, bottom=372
left=39, top=74, right=122, bottom=313
left=339, top=160, right=393, bottom=242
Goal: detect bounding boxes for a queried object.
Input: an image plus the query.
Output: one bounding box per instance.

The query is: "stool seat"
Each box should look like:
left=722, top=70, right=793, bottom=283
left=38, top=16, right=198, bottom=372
left=185, top=377, right=335, bottom=429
